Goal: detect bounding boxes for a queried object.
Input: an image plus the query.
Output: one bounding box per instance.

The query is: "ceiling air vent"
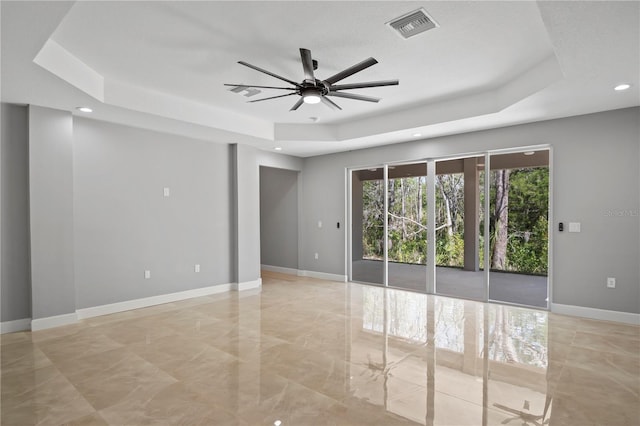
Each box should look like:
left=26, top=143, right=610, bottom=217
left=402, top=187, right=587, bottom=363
left=387, top=8, right=438, bottom=39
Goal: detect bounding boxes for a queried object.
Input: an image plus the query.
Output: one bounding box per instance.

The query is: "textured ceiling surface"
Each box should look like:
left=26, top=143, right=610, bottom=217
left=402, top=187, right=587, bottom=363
left=1, top=1, right=638, bottom=157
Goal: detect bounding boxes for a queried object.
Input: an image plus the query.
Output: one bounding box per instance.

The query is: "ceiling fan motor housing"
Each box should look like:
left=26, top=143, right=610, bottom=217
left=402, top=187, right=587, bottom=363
left=300, top=81, right=329, bottom=98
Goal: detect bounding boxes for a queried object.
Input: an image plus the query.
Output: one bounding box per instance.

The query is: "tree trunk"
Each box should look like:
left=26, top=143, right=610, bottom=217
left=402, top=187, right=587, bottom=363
left=417, top=177, right=423, bottom=227
left=438, top=177, right=454, bottom=237
left=492, top=169, right=510, bottom=269
left=401, top=178, right=406, bottom=239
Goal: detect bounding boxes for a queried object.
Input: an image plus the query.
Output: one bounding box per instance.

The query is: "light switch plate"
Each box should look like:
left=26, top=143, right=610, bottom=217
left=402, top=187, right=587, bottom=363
left=163, top=187, right=170, bottom=197
left=568, top=222, right=581, bottom=233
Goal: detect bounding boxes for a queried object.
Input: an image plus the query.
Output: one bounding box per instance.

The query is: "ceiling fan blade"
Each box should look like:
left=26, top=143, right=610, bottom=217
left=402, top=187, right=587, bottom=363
left=248, top=93, right=297, bottom=103
left=290, top=98, right=305, bottom=111
left=224, top=84, right=296, bottom=90
left=327, top=92, right=380, bottom=103
left=323, top=57, right=378, bottom=85
left=300, top=48, right=315, bottom=82
left=321, top=96, right=342, bottom=111
left=238, top=61, right=301, bottom=87
left=330, top=80, right=399, bottom=91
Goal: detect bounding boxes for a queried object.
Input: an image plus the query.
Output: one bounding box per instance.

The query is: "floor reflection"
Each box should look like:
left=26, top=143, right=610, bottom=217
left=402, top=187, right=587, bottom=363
left=1, top=271, right=638, bottom=425
left=353, top=286, right=551, bottom=425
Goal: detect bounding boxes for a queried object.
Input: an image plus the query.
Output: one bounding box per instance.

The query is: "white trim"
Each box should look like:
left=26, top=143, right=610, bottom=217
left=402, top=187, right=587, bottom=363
left=345, top=167, right=351, bottom=284
left=1, top=318, right=32, bottom=334
left=234, top=278, right=262, bottom=291
left=8, top=281, right=267, bottom=333
left=547, top=146, right=554, bottom=308
left=426, top=160, right=436, bottom=294
left=31, top=313, right=78, bottom=331
left=299, top=270, right=348, bottom=282
left=551, top=303, right=640, bottom=325
left=383, top=164, right=389, bottom=287
left=76, top=283, right=233, bottom=320
left=484, top=153, right=491, bottom=302
left=261, top=265, right=349, bottom=284
left=261, top=264, right=299, bottom=276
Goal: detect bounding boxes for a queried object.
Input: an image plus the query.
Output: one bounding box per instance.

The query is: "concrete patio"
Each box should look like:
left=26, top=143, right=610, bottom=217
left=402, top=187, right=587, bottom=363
left=352, top=259, right=548, bottom=308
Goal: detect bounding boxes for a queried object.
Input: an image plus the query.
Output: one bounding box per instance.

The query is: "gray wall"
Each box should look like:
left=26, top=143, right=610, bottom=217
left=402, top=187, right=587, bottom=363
left=5, top=104, right=636, bottom=321
left=300, top=158, right=347, bottom=275
left=233, top=146, right=304, bottom=282
left=1, top=104, right=31, bottom=322
left=73, top=118, right=233, bottom=308
left=300, top=108, right=640, bottom=314
left=260, top=166, right=299, bottom=269
left=29, top=106, right=76, bottom=319
left=233, top=144, right=261, bottom=284
left=2, top=106, right=304, bottom=322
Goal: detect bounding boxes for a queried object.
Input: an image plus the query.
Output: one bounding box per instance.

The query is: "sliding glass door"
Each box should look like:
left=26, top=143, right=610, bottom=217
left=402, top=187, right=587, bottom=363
left=349, top=148, right=550, bottom=309
left=387, top=163, right=428, bottom=291
left=434, top=156, right=485, bottom=301
left=351, top=167, right=384, bottom=285
left=488, top=151, right=550, bottom=308
left=351, top=163, right=429, bottom=291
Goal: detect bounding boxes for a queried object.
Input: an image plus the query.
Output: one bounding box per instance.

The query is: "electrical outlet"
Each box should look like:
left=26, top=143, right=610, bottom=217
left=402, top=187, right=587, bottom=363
left=314, top=253, right=319, bottom=260
left=144, top=270, right=151, bottom=279
left=194, top=264, right=200, bottom=273
left=606, top=277, right=616, bottom=288
left=163, top=187, right=170, bottom=197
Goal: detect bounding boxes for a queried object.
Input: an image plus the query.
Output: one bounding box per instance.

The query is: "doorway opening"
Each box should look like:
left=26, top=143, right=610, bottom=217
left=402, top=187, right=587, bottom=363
left=259, top=166, right=299, bottom=274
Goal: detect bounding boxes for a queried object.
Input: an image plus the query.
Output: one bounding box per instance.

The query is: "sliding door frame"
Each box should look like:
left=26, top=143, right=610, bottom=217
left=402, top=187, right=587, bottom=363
left=346, top=145, right=552, bottom=310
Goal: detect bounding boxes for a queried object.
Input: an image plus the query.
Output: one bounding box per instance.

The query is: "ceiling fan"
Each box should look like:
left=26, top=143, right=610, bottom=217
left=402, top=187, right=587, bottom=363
left=225, top=48, right=399, bottom=111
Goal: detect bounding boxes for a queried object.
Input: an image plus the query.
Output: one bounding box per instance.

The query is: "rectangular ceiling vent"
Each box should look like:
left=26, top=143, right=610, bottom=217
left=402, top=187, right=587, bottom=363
left=387, top=8, right=438, bottom=39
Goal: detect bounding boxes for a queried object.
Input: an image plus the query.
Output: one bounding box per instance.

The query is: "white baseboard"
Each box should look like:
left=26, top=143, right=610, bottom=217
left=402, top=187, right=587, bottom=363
left=234, top=278, right=262, bottom=291
left=261, top=264, right=299, bottom=275
left=298, top=270, right=348, bottom=283
left=551, top=303, right=640, bottom=325
left=77, top=283, right=234, bottom=320
left=5, top=280, right=266, bottom=333
left=1, top=318, right=32, bottom=334
left=31, top=313, right=78, bottom=331
left=260, top=265, right=347, bottom=283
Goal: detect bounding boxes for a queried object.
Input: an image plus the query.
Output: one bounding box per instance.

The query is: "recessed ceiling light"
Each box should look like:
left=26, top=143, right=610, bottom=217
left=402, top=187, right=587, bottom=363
left=413, top=133, right=422, bottom=137
left=614, top=83, right=631, bottom=91
left=76, top=107, right=93, bottom=113
left=524, top=151, right=535, bottom=156
left=274, top=147, right=283, bottom=151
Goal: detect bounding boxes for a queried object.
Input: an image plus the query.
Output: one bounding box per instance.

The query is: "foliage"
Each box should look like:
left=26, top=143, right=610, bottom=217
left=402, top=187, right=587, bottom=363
left=436, top=232, right=464, bottom=266
left=360, top=166, right=549, bottom=275
left=506, top=215, right=549, bottom=274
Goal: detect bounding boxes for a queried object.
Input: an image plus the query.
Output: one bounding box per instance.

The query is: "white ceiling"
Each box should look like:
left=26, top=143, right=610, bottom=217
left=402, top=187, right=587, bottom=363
left=2, top=1, right=638, bottom=157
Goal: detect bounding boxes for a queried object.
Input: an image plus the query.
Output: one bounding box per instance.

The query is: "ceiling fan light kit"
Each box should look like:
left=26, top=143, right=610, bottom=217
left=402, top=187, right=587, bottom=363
left=301, top=88, right=322, bottom=104
left=225, top=48, right=399, bottom=111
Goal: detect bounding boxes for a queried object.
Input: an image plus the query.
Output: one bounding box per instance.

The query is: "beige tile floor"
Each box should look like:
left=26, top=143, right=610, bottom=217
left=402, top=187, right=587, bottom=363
left=1, top=271, right=639, bottom=425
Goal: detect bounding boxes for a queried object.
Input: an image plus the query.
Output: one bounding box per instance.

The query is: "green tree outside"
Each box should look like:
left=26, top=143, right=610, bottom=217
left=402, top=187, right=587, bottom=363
left=361, top=167, right=549, bottom=275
